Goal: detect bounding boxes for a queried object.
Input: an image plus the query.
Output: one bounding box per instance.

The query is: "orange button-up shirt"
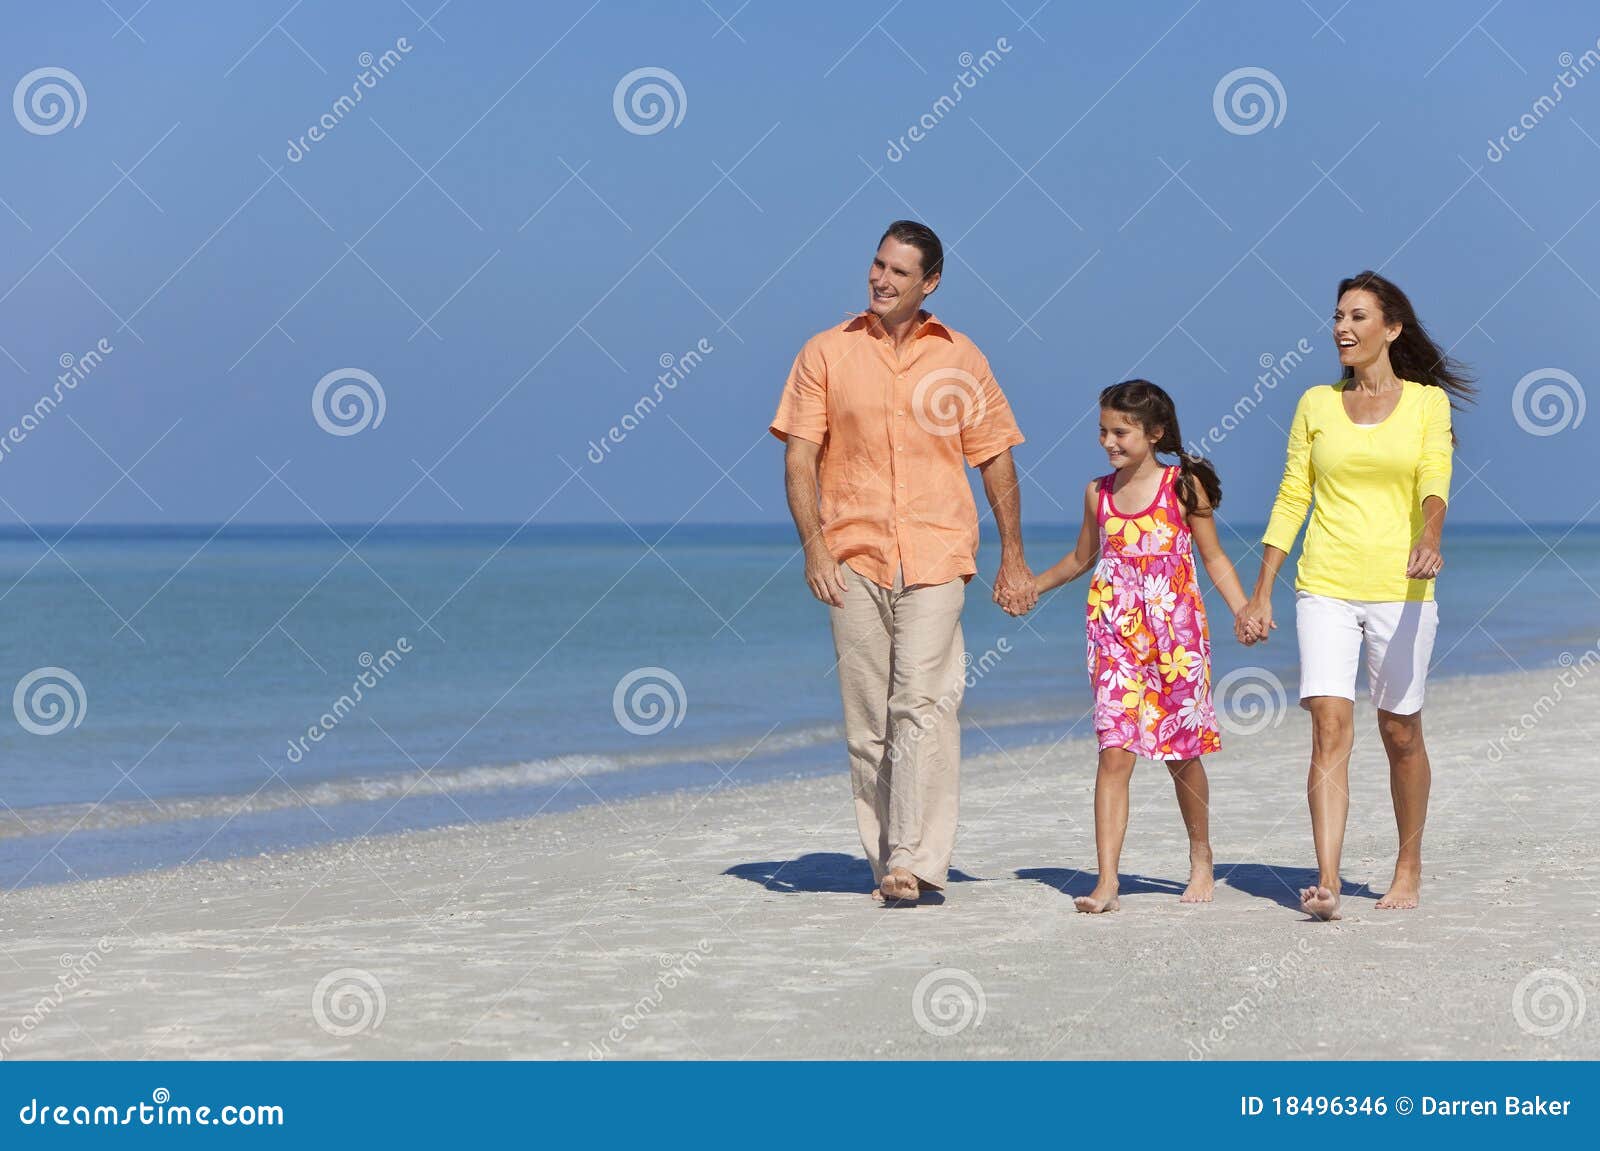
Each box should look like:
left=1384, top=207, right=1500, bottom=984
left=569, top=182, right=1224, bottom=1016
left=770, top=310, right=1025, bottom=589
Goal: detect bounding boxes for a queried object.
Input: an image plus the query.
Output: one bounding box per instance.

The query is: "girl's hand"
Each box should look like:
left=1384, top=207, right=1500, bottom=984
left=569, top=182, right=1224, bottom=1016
left=1405, top=540, right=1443, bottom=580
left=1235, top=596, right=1275, bottom=645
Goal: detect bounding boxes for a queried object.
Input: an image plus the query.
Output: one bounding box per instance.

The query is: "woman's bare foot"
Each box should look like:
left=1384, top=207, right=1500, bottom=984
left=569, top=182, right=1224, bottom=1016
left=1180, top=853, right=1215, bottom=903
left=1074, top=884, right=1121, bottom=914
left=1299, top=884, right=1342, bottom=921
left=1375, top=863, right=1421, bottom=909
left=879, top=868, right=920, bottom=903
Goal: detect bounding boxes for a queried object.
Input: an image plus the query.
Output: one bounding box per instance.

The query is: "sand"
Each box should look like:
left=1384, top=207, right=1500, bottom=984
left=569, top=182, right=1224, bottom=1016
left=1, top=664, right=1596, bottom=1060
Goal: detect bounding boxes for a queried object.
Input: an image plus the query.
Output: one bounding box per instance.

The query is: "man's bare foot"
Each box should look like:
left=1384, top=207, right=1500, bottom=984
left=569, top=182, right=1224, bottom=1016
left=1375, top=864, right=1421, bottom=910
left=1074, top=885, right=1120, bottom=914
left=1180, top=853, right=1214, bottom=903
left=879, top=868, right=920, bottom=903
left=1299, top=884, right=1341, bottom=921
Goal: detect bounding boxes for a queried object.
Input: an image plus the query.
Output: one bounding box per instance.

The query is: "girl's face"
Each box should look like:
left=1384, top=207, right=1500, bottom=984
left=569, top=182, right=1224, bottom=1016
left=1099, top=408, right=1159, bottom=469
left=1333, top=288, right=1400, bottom=371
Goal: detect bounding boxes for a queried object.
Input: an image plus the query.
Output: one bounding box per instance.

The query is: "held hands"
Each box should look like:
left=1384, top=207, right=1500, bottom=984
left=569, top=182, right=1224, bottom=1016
left=1234, top=595, right=1275, bottom=646
left=993, top=554, right=1038, bottom=617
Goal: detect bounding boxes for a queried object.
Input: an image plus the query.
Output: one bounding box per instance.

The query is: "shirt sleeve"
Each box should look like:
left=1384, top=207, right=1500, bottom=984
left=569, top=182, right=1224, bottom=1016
left=769, top=337, right=828, bottom=445
left=958, top=350, right=1025, bottom=467
left=1416, top=386, right=1453, bottom=506
left=1261, top=390, right=1314, bottom=553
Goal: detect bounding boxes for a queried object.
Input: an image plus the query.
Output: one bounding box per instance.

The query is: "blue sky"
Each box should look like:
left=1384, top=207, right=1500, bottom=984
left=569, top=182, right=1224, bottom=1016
left=2, top=0, right=1598, bottom=527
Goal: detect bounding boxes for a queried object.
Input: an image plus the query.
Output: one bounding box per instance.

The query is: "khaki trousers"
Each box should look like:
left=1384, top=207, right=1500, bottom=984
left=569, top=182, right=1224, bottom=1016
left=827, top=561, right=966, bottom=889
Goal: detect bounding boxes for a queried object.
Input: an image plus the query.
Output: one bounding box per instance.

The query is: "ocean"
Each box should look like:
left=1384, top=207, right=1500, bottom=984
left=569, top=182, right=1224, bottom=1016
left=0, top=522, right=1593, bottom=888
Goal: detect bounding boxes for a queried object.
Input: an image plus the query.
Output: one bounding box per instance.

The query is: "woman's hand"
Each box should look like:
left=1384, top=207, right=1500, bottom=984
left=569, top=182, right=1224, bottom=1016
left=1235, top=595, right=1275, bottom=646
left=1405, top=538, right=1443, bottom=580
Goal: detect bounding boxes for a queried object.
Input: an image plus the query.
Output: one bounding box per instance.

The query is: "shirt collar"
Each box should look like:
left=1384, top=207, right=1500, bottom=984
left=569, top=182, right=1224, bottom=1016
left=842, top=309, right=953, bottom=341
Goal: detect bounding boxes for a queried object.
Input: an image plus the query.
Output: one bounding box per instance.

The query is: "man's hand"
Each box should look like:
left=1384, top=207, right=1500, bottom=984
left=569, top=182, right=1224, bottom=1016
left=805, top=544, right=848, bottom=607
left=993, top=553, right=1037, bottom=616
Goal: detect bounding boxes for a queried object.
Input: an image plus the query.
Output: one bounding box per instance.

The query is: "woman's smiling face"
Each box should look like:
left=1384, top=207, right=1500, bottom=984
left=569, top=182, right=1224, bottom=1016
left=1333, top=288, right=1401, bottom=371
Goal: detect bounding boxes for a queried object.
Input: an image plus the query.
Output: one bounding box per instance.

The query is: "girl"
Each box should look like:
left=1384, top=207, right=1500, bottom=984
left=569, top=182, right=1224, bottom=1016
left=1034, top=381, right=1253, bottom=913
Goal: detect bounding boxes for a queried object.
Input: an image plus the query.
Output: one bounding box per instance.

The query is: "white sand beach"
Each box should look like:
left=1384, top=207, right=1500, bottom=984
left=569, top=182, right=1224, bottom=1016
left=1, top=663, right=1596, bottom=1060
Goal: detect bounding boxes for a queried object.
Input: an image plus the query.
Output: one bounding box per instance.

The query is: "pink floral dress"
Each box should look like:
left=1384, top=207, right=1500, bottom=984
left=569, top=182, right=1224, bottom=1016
left=1086, top=465, right=1221, bottom=759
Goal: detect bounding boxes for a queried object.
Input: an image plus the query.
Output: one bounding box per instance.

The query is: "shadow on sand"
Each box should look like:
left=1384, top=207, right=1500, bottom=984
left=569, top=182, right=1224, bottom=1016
left=723, top=852, right=982, bottom=906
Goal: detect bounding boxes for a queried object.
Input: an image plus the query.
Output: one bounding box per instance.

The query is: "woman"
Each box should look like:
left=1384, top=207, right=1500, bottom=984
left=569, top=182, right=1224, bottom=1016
left=1236, top=271, right=1475, bottom=921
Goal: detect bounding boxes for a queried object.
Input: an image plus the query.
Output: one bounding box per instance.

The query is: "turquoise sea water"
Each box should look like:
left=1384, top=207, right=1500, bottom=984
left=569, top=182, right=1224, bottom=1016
left=0, top=522, right=1594, bottom=888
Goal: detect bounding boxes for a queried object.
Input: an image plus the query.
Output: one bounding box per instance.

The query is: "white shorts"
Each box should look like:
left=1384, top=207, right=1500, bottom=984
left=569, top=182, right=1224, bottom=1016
left=1294, top=591, right=1439, bottom=715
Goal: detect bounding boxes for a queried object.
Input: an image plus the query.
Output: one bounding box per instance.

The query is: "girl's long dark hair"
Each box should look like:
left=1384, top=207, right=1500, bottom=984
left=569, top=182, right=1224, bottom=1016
left=1337, top=271, right=1476, bottom=442
left=1099, top=380, right=1220, bottom=518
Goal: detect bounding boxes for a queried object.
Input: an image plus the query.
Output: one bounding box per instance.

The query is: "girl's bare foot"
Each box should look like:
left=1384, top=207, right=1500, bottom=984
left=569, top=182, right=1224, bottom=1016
left=1299, top=884, right=1341, bottom=921
left=1180, top=854, right=1215, bottom=903
left=1375, top=863, right=1421, bottom=909
left=879, top=868, right=920, bottom=903
left=1074, top=885, right=1121, bottom=914
left=870, top=888, right=886, bottom=904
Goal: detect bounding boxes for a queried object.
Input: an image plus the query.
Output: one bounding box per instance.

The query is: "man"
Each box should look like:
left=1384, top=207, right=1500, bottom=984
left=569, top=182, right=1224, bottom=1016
left=770, top=219, right=1036, bottom=904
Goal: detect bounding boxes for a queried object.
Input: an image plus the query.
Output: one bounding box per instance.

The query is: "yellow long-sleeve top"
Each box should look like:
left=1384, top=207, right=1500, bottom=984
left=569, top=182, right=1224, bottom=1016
left=1261, top=379, right=1453, bottom=603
